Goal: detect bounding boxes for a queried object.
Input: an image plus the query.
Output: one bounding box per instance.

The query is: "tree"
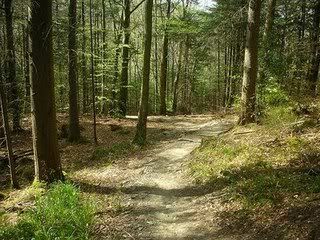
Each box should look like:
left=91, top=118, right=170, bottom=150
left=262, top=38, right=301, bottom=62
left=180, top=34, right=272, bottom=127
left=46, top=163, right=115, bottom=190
left=159, top=0, right=171, bottom=115
left=30, top=0, right=63, bottom=182
left=308, top=0, right=320, bottom=97
left=4, top=0, right=21, bottom=131
left=89, top=0, right=97, bottom=143
left=239, top=0, right=262, bottom=125
left=0, top=50, right=18, bottom=189
left=119, top=0, right=131, bottom=117
left=263, top=0, right=277, bottom=43
left=133, top=0, right=153, bottom=145
left=68, top=0, right=81, bottom=142
left=81, top=0, right=88, bottom=113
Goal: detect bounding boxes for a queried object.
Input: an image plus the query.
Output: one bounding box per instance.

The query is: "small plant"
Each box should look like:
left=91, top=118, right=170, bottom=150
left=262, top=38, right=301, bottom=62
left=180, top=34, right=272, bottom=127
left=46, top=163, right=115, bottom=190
left=0, top=182, right=95, bottom=240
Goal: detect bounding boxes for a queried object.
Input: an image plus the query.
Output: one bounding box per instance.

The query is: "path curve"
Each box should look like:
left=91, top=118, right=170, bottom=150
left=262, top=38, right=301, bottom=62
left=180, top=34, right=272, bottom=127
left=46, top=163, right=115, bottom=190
left=77, top=118, right=235, bottom=239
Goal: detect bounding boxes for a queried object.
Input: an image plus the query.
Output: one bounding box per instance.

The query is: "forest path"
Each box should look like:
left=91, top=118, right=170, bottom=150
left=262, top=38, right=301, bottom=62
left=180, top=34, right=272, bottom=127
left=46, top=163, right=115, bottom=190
left=75, top=117, right=236, bottom=239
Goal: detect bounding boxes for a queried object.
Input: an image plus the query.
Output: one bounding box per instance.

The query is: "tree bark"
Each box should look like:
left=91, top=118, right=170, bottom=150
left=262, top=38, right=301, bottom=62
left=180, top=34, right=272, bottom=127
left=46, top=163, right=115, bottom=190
left=172, top=41, right=183, bottom=114
left=239, top=0, right=262, bottom=125
left=0, top=47, right=18, bottom=188
left=89, top=0, right=97, bottom=143
left=4, top=0, right=21, bottom=131
left=30, top=0, right=63, bottom=182
left=263, top=0, right=277, bottom=43
left=119, top=0, right=131, bottom=117
left=23, top=9, right=31, bottom=114
left=81, top=0, right=88, bottom=113
left=68, top=0, right=81, bottom=142
left=101, top=0, right=108, bottom=114
left=159, top=0, right=171, bottom=115
left=308, top=1, right=320, bottom=97
left=133, top=0, right=153, bottom=145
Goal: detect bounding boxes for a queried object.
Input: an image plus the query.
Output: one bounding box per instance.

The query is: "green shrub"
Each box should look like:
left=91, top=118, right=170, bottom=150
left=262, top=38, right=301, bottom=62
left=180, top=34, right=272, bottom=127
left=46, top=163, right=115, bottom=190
left=0, top=182, right=95, bottom=240
left=263, top=80, right=289, bottom=107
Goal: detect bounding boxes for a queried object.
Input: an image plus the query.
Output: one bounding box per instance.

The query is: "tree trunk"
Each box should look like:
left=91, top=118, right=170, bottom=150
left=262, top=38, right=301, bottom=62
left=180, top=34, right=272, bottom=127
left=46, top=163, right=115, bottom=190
left=263, top=0, right=277, bottom=43
left=159, top=0, right=171, bottom=115
left=89, top=0, right=97, bottom=143
left=101, top=0, right=108, bottom=114
left=81, top=0, right=88, bottom=113
left=110, top=34, right=121, bottom=115
left=308, top=1, right=320, bottom=97
left=119, top=0, right=131, bottom=117
left=0, top=46, right=18, bottom=188
left=217, top=40, right=221, bottom=109
left=23, top=10, right=31, bottom=114
left=5, top=0, right=21, bottom=131
left=239, top=0, right=262, bottom=125
left=133, top=0, right=153, bottom=145
left=68, top=0, right=81, bottom=142
left=30, top=0, right=63, bottom=182
left=172, top=41, right=183, bottom=114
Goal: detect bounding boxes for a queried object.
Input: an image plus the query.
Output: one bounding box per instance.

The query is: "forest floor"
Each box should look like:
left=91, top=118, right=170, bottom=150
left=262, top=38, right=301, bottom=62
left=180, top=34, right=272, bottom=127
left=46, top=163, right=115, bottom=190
left=1, top=111, right=320, bottom=239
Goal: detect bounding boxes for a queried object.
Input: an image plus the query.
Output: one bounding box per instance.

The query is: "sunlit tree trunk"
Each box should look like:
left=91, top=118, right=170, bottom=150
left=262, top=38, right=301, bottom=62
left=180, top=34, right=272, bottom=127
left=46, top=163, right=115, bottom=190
left=239, top=0, right=262, bottom=125
left=133, top=0, right=153, bottom=145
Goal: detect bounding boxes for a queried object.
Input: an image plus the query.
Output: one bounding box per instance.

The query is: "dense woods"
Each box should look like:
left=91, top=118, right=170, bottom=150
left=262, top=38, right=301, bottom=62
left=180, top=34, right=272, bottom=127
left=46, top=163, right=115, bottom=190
left=1, top=0, right=320, bottom=239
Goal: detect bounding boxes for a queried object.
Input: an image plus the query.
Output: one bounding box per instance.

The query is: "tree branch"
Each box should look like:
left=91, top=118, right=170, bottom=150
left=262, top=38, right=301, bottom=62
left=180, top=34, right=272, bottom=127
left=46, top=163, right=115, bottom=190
left=130, top=0, right=146, bottom=15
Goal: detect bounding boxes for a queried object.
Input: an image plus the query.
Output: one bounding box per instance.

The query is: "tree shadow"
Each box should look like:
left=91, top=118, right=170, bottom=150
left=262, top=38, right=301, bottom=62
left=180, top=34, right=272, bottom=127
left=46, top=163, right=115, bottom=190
left=76, top=180, right=222, bottom=198
left=206, top=154, right=320, bottom=240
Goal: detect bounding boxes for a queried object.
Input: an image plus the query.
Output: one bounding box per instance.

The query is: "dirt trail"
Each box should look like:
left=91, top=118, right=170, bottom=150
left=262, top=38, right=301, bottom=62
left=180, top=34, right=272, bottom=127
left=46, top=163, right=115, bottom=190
left=75, top=118, right=238, bottom=239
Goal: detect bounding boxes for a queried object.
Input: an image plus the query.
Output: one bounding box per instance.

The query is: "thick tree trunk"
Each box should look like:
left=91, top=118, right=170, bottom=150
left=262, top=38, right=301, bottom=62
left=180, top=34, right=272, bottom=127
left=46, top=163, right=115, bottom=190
left=159, top=0, right=171, bottom=115
left=308, top=1, right=320, bottom=97
left=5, top=0, right=21, bottom=131
left=119, top=0, right=131, bottom=117
left=68, top=0, right=81, bottom=142
left=133, top=0, right=153, bottom=145
left=239, top=0, right=262, bottom=125
left=30, top=0, right=63, bottom=182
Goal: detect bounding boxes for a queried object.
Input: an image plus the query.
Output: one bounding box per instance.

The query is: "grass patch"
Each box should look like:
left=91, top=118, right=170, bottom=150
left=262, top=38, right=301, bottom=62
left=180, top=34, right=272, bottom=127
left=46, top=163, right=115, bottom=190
left=92, top=141, right=138, bottom=163
left=261, top=105, right=298, bottom=127
left=0, top=182, right=95, bottom=240
left=190, top=106, right=320, bottom=208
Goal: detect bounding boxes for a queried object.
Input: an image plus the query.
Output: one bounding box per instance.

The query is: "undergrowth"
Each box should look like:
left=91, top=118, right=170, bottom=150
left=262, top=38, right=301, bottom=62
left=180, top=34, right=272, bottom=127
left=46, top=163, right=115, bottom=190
left=0, top=182, right=95, bottom=240
left=190, top=103, right=320, bottom=208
